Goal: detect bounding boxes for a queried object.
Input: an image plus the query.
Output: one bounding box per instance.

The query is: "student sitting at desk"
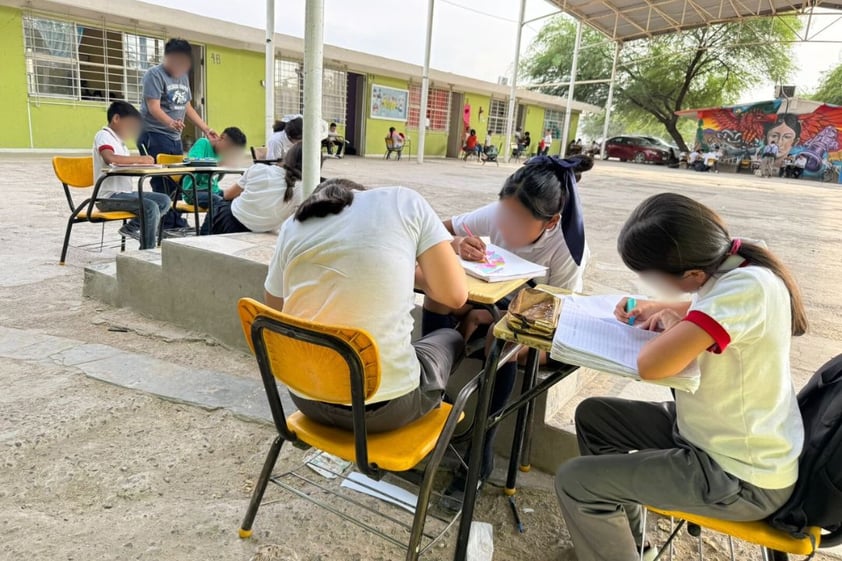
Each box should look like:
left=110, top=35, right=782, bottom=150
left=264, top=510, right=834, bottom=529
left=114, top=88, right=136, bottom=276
left=206, top=142, right=313, bottom=235
left=421, top=154, right=593, bottom=503
left=264, top=180, right=467, bottom=432
left=181, top=126, right=247, bottom=212
left=267, top=117, right=303, bottom=161
left=555, top=193, right=806, bottom=561
left=93, top=101, right=171, bottom=250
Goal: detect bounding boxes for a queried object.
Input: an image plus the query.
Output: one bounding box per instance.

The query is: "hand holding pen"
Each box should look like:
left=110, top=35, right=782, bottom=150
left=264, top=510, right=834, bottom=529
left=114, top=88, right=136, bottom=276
left=456, top=224, right=488, bottom=262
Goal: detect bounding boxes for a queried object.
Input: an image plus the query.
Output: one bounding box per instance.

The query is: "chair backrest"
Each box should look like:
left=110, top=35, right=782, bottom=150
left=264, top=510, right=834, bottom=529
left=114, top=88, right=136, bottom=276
left=53, top=156, right=94, bottom=189
left=238, top=298, right=381, bottom=404
left=251, top=146, right=268, bottom=161
left=385, top=137, right=394, bottom=150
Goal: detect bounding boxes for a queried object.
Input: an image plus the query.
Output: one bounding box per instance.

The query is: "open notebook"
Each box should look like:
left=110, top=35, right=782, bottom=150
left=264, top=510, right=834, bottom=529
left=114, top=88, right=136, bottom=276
left=550, top=294, right=701, bottom=392
left=460, top=243, right=547, bottom=283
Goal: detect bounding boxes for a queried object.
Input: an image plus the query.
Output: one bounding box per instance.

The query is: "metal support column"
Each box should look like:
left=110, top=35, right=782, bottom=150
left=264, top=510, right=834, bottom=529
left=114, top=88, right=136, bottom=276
left=560, top=19, right=583, bottom=156
left=416, top=0, right=435, bottom=164
left=504, top=0, right=527, bottom=163
left=302, top=0, right=324, bottom=197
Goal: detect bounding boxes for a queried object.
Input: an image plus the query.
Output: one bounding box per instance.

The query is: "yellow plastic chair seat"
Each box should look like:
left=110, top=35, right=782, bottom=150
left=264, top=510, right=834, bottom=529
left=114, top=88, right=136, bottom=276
left=288, top=404, right=457, bottom=472
left=175, top=200, right=207, bottom=213
left=647, top=507, right=821, bottom=555
left=79, top=208, right=136, bottom=221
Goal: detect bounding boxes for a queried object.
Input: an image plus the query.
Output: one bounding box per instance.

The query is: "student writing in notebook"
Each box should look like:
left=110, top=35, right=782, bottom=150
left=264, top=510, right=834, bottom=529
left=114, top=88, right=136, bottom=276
left=555, top=193, right=806, bottom=561
left=419, top=154, right=593, bottom=507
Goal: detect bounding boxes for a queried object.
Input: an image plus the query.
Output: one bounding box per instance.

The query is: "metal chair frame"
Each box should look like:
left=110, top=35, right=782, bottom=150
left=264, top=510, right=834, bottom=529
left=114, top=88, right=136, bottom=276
left=239, top=312, right=479, bottom=561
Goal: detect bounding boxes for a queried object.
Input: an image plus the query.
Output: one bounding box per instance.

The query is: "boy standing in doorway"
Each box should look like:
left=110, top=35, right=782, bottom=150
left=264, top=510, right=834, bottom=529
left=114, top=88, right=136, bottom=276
left=137, top=38, right=217, bottom=232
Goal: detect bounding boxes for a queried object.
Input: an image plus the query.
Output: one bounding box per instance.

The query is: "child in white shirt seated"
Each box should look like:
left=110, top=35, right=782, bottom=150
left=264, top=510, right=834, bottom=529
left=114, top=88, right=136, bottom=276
left=93, top=101, right=172, bottom=249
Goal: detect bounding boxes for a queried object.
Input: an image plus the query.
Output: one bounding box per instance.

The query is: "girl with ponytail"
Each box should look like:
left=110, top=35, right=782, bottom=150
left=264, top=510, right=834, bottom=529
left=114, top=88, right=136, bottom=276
left=554, top=192, right=806, bottom=561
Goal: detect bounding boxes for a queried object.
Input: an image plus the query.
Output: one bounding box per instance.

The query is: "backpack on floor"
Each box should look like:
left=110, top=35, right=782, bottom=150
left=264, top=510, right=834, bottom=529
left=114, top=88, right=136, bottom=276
left=768, top=354, right=842, bottom=549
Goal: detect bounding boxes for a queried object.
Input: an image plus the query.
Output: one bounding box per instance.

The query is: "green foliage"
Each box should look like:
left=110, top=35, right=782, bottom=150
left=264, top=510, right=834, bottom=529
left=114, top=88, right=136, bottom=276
left=523, top=16, right=801, bottom=149
left=812, top=65, right=842, bottom=105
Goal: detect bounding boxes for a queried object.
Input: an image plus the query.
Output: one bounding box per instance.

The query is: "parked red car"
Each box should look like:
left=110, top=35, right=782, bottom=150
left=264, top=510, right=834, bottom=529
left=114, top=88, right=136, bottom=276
left=602, top=136, right=674, bottom=164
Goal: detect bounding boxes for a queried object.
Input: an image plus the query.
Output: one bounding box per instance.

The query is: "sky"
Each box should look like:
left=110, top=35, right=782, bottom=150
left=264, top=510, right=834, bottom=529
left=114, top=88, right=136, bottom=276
left=149, top=0, right=842, bottom=106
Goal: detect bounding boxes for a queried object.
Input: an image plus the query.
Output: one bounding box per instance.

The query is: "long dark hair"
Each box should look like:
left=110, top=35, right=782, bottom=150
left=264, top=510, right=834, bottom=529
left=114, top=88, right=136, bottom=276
left=618, top=193, right=807, bottom=336
left=295, top=178, right=364, bottom=222
left=280, top=143, right=303, bottom=202
left=764, top=113, right=802, bottom=140
left=499, top=155, right=593, bottom=220
left=284, top=118, right=304, bottom=142
left=272, top=120, right=286, bottom=133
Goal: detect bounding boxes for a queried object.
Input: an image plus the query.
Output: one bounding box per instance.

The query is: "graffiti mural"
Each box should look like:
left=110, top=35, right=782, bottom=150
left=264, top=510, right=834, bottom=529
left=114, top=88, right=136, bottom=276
left=690, top=100, right=842, bottom=178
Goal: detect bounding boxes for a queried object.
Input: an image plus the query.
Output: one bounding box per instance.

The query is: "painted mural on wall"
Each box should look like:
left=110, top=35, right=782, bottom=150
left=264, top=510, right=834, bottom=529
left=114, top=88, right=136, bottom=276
left=693, top=99, right=842, bottom=178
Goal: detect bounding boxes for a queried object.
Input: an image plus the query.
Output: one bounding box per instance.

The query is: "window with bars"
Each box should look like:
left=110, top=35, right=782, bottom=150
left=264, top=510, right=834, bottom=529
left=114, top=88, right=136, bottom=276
left=23, top=15, right=163, bottom=104
left=543, top=108, right=564, bottom=138
left=487, top=99, right=509, bottom=135
left=407, top=84, right=450, bottom=131
left=274, top=59, right=347, bottom=124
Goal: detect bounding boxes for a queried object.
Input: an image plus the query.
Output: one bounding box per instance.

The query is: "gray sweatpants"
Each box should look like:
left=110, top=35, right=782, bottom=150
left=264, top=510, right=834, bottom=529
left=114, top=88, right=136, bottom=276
left=555, top=397, right=794, bottom=561
left=291, top=328, right=464, bottom=434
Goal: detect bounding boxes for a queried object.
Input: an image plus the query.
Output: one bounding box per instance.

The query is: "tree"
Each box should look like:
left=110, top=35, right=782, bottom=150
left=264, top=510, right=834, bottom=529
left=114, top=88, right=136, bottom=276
left=523, top=17, right=801, bottom=151
left=813, top=65, right=842, bottom=105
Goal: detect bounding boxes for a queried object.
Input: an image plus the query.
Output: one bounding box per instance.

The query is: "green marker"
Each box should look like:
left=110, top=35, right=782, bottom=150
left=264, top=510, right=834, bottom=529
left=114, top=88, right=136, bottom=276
left=626, top=298, right=637, bottom=326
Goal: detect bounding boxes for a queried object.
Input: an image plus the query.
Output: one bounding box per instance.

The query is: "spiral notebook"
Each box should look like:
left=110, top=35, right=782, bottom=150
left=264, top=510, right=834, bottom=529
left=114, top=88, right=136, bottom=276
left=550, top=294, right=701, bottom=393
left=460, top=243, right=547, bottom=283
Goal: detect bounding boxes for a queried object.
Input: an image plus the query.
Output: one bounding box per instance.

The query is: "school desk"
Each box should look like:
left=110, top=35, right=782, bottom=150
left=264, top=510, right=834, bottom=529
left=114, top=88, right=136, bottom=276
left=97, top=166, right=246, bottom=237
left=454, top=284, right=580, bottom=561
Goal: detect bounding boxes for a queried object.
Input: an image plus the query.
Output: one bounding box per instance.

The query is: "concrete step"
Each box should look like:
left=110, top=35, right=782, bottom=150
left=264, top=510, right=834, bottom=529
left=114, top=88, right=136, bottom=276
left=83, top=261, right=118, bottom=306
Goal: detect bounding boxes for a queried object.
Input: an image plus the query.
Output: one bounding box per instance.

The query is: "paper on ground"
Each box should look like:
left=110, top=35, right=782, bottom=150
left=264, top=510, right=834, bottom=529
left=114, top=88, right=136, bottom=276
left=304, top=450, right=352, bottom=479
left=467, top=521, right=494, bottom=561
left=551, top=294, right=701, bottom=393
left=340, top=472, right=418, bottom=514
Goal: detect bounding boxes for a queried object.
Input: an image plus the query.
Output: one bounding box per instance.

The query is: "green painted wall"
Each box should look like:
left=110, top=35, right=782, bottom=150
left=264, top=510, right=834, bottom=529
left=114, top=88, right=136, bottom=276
left=462, top=92, right=491, bottom=136
left=364, top=75, right=409, bottom=157
left=0, top=7, right=33, bottom=148
left=30, top=103, right=109, bottom=148
left=524, top=105, right=545, bottom=154
left=205, top=45, right=264, bottom=150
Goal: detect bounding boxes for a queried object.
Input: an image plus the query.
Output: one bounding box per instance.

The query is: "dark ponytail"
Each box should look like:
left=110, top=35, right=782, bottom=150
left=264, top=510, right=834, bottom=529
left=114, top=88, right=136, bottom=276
left=281, top=143, right=303, bottom=202
left=272, top=120, right=286, bottom=133
left=618, top=193, right=807, bottom=336
left=294, top=178, right=364, bottom=222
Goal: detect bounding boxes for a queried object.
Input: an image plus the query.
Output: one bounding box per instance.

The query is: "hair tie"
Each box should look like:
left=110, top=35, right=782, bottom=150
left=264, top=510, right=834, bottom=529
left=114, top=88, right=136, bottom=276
left=729, top=238, right=742, bottom=255
left=523, top=155, right=586, bottom=266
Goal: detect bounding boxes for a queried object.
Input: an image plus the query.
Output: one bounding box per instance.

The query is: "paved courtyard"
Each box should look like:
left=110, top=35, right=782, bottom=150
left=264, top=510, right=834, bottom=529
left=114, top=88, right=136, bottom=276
left=1, top=153, right=840, bottom=560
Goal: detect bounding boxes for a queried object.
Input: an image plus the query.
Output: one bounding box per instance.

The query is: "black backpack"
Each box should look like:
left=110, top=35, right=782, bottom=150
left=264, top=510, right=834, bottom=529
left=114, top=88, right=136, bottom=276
left=769, top=354, right=842, bottom=550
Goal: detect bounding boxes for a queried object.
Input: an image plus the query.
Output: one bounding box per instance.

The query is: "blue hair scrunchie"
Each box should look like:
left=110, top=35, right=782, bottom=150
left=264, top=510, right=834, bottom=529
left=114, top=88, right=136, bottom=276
left=523, top=155, right=587, bottom=266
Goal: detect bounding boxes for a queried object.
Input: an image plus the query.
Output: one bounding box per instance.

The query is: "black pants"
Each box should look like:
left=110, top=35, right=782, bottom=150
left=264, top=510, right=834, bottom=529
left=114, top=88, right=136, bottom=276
left=205, top=201, right=251, bottom=235
left=138, top=131, right=187, bottom=229
left=291, top=329, right=465, bottom=433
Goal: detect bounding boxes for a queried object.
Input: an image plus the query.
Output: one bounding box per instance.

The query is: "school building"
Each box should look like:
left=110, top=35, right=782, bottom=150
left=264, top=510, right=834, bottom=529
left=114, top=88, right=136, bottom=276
left=0, top=0, right=599, bottom=157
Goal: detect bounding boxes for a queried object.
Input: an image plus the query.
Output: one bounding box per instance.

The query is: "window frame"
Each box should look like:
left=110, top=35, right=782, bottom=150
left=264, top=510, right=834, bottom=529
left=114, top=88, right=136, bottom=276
left=407, top=83, right=451, bottom=132
left=487, top=99, right=509, bottom=135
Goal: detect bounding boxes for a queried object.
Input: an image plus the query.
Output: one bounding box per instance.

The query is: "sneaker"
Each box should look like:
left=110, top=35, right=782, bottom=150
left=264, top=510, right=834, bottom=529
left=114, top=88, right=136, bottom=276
left=641, top=545, right=659, bottom=561
left=118, top=223, right=141, bottom=241
left=440, top=457, right=495, bottom=512
left=161, top=226, right=195, bottom=239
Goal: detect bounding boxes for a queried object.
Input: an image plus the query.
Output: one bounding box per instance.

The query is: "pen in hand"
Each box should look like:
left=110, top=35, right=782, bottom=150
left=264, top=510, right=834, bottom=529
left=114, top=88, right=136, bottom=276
left=625, top=298, right=637, bottom=326
left=461, top=224, right=488, bottom=262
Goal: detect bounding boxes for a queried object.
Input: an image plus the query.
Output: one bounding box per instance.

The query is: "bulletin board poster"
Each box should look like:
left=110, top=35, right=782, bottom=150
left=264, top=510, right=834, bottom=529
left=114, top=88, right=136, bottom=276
left=370, top=84, right=409, bottom=121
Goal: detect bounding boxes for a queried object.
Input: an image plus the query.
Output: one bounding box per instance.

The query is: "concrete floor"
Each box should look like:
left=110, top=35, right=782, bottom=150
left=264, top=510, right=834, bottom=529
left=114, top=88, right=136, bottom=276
left=2, top=153, right=841, bottom=560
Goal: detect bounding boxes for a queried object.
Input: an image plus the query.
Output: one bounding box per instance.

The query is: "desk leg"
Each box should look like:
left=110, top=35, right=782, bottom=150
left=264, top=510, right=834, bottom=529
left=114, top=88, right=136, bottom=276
left=454, top=338, right=504, bottom=561
left=136, top=178, right=150, bottom=247
left=504, top=347, right=539, bottom=495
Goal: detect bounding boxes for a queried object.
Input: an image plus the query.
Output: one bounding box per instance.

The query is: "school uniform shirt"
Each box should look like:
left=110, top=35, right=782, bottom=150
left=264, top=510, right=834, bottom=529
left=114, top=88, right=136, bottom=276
left=266, top=130, right=295, bottom=161
left=678, top=263, right=804, bottom=489
left=231, top=164, right=301, bottom=233
left=182, top=138, right=220, bottom=202
left=450, top=201, right=588, bottom=291
left=264, top=187, right=452, bottom=404
left=92, top=127, right=133, bottom=197
left=543, top=134, right=553, bottom=146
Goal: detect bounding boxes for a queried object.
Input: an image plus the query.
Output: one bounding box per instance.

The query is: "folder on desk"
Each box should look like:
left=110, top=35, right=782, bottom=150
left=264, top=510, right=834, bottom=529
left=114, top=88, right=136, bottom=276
left=550, top=294, right=701, bottom=393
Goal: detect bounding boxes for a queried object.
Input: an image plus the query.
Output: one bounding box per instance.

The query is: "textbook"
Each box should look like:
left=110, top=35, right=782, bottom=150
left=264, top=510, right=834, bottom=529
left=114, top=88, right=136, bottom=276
left=550, top=294, right=701, bottom=392
left=460, top=243, right=547, bottom=283
left=108, top=163, right=163, bottom=168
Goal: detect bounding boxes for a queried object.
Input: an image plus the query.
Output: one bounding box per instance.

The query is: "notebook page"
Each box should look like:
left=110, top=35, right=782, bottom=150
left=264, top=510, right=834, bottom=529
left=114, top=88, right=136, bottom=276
left=459, top=243, right=547, bottom=282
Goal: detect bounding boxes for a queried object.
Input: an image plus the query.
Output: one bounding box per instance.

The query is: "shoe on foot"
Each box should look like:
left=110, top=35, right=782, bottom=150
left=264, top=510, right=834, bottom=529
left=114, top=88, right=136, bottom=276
left=641, top=545, right=659, bottom=561
left=118, top=224, right=141, bottom=241
left=439, top=457, right=495, bottom=512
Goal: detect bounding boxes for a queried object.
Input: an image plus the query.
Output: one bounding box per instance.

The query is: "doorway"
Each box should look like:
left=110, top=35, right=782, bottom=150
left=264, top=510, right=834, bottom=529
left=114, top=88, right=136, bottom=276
left=447, top=92, right=465, bottom=158
left=185, top=43, right=206, bottom=150
left=344, top=72, right=366, bottom=155
left=516, top=104, right=527, bottom=130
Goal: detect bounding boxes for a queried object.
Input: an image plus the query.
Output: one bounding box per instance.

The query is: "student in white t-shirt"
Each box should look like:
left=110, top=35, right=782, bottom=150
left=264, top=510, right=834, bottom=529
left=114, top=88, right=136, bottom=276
left=422, top=155, right=593, bottom=501
left=93, top=101, right=172, bottom=250
left=266, top=117, right=303, bottom=161
left=207, top=143, right=311, bottom=234
left=264, top=180, right=468, bottom=432
left=555, top=193, right=806, bottom=561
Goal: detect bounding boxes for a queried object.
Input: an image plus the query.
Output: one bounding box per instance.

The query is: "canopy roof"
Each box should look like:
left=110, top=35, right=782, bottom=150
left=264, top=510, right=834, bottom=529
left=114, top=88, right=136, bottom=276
left=547, top=0, right=842, bottom=41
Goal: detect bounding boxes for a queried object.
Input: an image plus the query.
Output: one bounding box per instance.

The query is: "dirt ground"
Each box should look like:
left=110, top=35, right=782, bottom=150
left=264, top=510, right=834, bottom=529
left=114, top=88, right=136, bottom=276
left=1, top=154, right=840, bottom=560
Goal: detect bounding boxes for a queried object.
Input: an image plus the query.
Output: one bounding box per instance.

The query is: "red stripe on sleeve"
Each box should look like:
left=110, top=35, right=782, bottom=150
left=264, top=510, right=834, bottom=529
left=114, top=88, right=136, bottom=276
left=685, top=310, right=731, bottom=354
left=98, top=145, right=115, bottom=153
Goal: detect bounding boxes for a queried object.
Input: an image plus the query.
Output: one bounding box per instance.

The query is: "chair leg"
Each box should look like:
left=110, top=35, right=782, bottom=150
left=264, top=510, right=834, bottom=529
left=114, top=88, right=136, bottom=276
left=728, top=535, right=735, bottom=561
left=99, top=222, right=106, bottom=253
left=639, top=508, right=648, bottom=561
left=239, top=435, right=285, bottom=538
left=121, top=220, right=127, bottom=252
left=60, top=218, right=75, bottom=265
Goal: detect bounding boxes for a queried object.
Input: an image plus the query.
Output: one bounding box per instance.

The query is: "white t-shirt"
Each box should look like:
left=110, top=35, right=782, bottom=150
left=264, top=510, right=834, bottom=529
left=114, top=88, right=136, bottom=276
left=92, top=127, right=132, bottom=197
left=266, top=130, right=295, bottom=160
left=231, top=164, right=301, bottom=233
left=543, top=134, right=553, bottom=146
left=679, top=265, right=804, bottom=489
left=688, top=151, right=701, bottom=163
left=451, top=201, right=588, bottom=291
left=265, top=187, right=452, bottom=404
left=795, top=155, right=807, bottom=168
